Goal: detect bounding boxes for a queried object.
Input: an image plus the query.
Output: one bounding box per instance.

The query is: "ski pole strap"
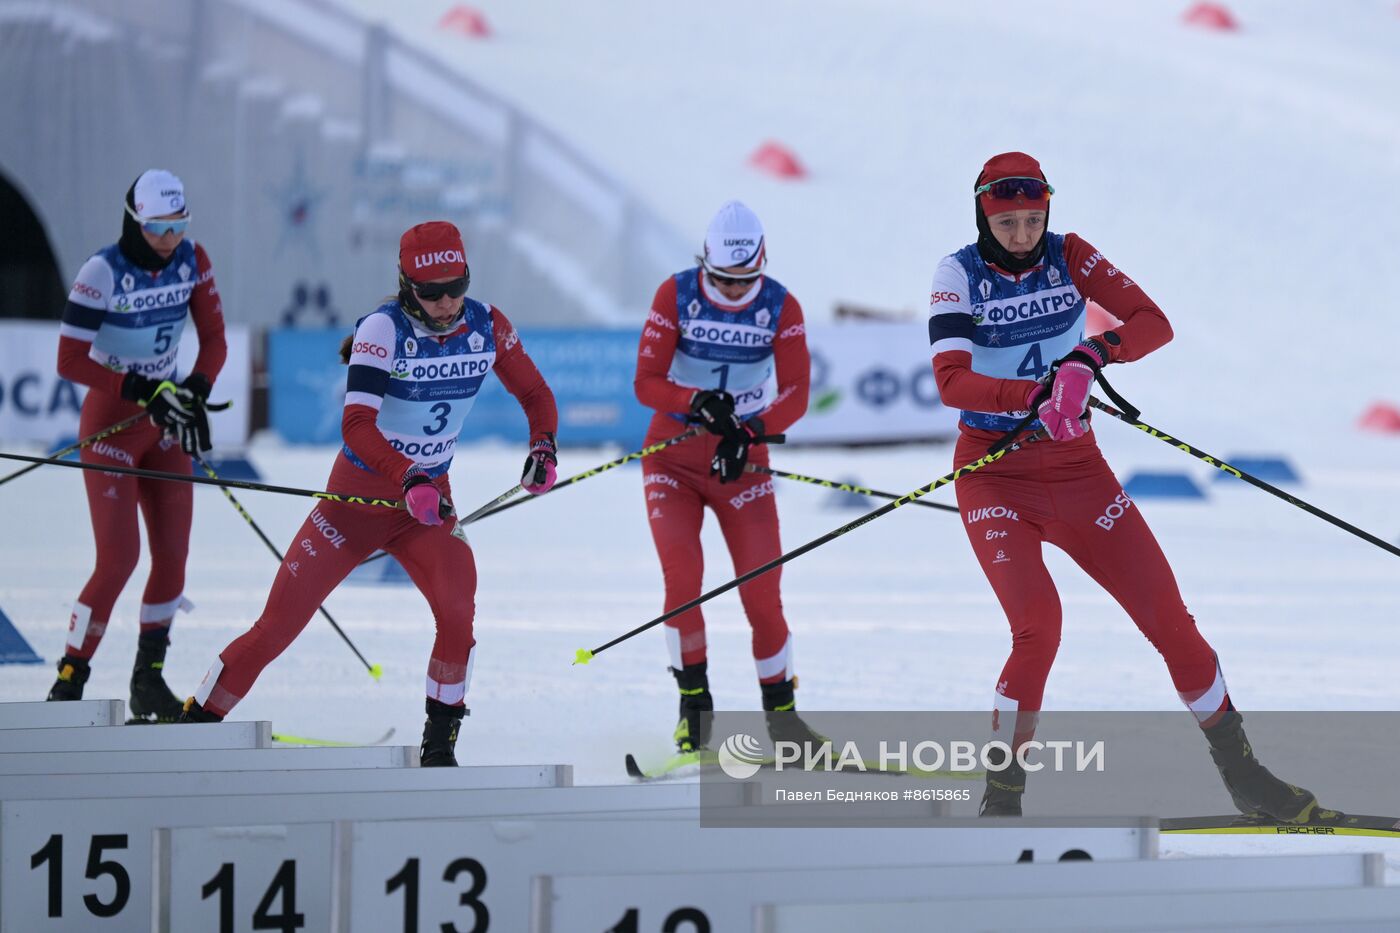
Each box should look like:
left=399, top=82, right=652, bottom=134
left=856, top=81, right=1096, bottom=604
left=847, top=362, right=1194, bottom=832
left=987, top=362, right=1139, bottom=456
left=750, top=433, right=786, bottom=445
left=1091, top=368, right=1139, bottom=421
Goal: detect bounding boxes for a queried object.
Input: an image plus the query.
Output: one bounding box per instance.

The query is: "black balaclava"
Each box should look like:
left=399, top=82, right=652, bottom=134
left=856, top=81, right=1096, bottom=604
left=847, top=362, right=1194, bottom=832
left=118, top=180, right=177, bottom=272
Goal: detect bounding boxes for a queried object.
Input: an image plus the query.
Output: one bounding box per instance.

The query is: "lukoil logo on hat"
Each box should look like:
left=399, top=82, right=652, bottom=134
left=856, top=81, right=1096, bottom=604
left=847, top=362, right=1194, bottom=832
left=716, top=732, right=768, bottom=779
left=400, top=221, right=468, bottom=281
left=132, top=169, right=186, bottom=218
left=703, top=200, right=766, bottom=273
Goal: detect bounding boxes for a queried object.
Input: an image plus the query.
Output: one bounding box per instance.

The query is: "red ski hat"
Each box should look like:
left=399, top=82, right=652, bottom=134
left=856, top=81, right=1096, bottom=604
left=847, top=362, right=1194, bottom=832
left=976, top=152, right=1052, bottom=217
left=399, top=221, right=467, bottom=282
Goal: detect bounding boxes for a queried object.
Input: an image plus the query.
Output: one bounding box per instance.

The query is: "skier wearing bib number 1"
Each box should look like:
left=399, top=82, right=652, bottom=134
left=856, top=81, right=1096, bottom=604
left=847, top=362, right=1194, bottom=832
left=928, top=152, right=1328, bottom=822
left=634, top=200, right=820, bottom=761
left=180, top=221, right=558, bottom=767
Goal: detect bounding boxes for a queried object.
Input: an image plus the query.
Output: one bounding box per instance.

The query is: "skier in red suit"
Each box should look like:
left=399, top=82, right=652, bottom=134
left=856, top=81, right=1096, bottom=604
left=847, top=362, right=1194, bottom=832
left=929, top=152, right=1324, bottom=821
left=634, top=200, right=817, bottom=756
left=48, top=169, right=227, bottom=722
left=181, top=222, right=557, bottom=767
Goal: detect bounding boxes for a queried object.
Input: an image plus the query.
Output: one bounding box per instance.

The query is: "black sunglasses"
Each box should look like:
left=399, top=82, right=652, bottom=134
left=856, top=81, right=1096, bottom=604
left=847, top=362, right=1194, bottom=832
left=411, top=276, right=469, bottom=301
left=706, top=270, right=762, bottom=288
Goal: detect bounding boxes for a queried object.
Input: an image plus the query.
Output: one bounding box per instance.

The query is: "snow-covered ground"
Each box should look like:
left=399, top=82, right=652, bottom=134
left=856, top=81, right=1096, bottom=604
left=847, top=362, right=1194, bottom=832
left=4, top=428, right=1400, bottom=868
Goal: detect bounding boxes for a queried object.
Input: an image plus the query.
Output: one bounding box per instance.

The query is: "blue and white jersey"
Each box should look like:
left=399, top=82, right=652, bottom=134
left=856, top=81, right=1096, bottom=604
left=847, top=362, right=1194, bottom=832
left=342, top=299, right=497, bottom=477
left=927, top=233, right=1086, bottom=431
left=667, top=268, right=785, bottom=420
left=59, top=241, right=200, bottom=380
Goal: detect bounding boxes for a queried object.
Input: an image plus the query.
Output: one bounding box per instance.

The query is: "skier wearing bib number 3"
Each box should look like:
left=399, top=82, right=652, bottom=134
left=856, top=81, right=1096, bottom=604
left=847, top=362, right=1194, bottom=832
left=928, top=152, right=1328, bottom=822
left=180, top=222, right=558, bottom=768
left=634, top=200, right=820, bottom=760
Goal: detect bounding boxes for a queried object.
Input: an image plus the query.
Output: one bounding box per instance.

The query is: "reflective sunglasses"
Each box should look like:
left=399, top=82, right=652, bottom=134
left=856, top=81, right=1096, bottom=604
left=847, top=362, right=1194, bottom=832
left=411, top=276, right=469, bottom=301
left=125, top=203, right=190, bottom=236
left=974, top=176, right=1055, bottom=201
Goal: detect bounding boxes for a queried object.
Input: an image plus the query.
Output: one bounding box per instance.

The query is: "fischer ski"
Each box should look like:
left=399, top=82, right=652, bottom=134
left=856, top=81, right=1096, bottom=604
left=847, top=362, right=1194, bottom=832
left=1163, top=812, right=1400, bottom=837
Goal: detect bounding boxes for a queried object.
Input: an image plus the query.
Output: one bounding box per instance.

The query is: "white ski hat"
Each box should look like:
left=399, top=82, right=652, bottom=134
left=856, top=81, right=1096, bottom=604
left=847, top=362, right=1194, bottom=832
left=131, top=169, right=187, bottom=219
left=701, top=200, right=766, bottom=277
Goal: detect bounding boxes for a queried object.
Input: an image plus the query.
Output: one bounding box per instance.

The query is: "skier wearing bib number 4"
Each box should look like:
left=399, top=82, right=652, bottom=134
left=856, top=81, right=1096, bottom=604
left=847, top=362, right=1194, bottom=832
left=180, top=222, right=558, bottom=767
left=634, top=200, right=820, bottom=763
left=928, top=152, right=1329, bottom=823
left=47, top=169, right=227, bottom=723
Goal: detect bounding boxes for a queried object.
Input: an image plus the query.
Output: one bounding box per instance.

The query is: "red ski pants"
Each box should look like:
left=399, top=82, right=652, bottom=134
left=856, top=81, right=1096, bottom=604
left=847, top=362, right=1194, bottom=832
left=195, top=455, right=476, bottom=716
left=642, top=421, right=792, bottom=683
left=953, top=428, right=1227, bottom=741
left=66, top=394, right=192, bottom=658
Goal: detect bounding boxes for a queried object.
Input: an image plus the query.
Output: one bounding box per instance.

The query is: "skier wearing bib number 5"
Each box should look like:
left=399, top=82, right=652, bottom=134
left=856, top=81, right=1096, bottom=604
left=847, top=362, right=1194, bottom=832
left=180, top=222, right=558, bottom=767
left=47, top=169, right=227, bottom=723
left=634, top=200, right=820, bottom=759
left=928, top=152, right=1327, bottom=822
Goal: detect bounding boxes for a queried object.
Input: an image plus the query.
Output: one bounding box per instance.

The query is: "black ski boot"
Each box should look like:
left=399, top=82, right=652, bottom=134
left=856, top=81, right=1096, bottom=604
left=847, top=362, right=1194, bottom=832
left=128, top=632, right=186, bottom=723
left=46, top=655, right=90, bottom=701
left=1203, top=710, right=1322, bottom=823
left=979, top=746, right=1026, bottom=817
left=672, top=662, right=714, bottom=754
left=420, top=698, right=466, bottom=767
left=177, top=697, right=222, bottom=723
left=760, top=677, right=827, bottom=754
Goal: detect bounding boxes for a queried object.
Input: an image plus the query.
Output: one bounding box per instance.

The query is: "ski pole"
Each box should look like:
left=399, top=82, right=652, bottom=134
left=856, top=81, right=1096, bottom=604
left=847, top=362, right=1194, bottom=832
left=194, top=455, right=383, bottom=681
left=0, top=412, right=147, bottom=488
left=746, top=464, right=961, bottom=514
left=1090, top=398, right=1400, bottom=560
left=574, top=433, right=1041, bottom=664
left=0, top=451, right=455, bottom=520
left=468, top=427, right=703, bottom=524
left=459, top=482, right=529, bottom=525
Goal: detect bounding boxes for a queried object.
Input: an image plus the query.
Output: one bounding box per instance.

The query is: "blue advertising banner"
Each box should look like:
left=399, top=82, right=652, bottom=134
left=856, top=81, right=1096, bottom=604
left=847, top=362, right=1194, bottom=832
left=268, top=327, right=652, bottom=447
left=268, top=323, right=957, bottom=448
left=268, top=327, right=350, bottom=445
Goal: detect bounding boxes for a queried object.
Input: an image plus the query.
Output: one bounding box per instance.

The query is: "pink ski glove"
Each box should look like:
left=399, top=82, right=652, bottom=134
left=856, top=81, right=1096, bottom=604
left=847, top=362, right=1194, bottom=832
left=521, top=434, right=558, bottom=495
left=402, top=466, right=443, bottom=526
left=1029, top=340, right=1109, bottom=442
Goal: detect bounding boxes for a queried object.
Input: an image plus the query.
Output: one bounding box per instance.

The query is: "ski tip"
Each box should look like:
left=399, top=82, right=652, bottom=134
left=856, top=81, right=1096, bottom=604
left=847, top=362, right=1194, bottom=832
left=573, top=648, right=595, bottom=666
left=368, top=662, right=384, bottom=682
left=624, top=754, right=645, bottom=779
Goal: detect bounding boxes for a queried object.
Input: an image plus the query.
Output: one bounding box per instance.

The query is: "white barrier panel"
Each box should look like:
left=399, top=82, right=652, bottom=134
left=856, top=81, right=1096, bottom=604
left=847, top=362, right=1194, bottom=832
left=0, top=784, right=750, bottom=932
left=757, top=885, right=1400, bottom=933
left=0, top=721, right=270, bottom=753
left=0, top=322, right=251, bottom=449
left=0, top=763, right=570, bottom=802
left=342, top=817, right=1154, bottom=933
left=784, top=323, right=960, bottom=445
left=0, top=745, right=418, bottom=775
left=536, top=852, right=1381, bottom=933
left=155, top=824, right=335, bottom=933
left=0, top=700, right=124, bottom=729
